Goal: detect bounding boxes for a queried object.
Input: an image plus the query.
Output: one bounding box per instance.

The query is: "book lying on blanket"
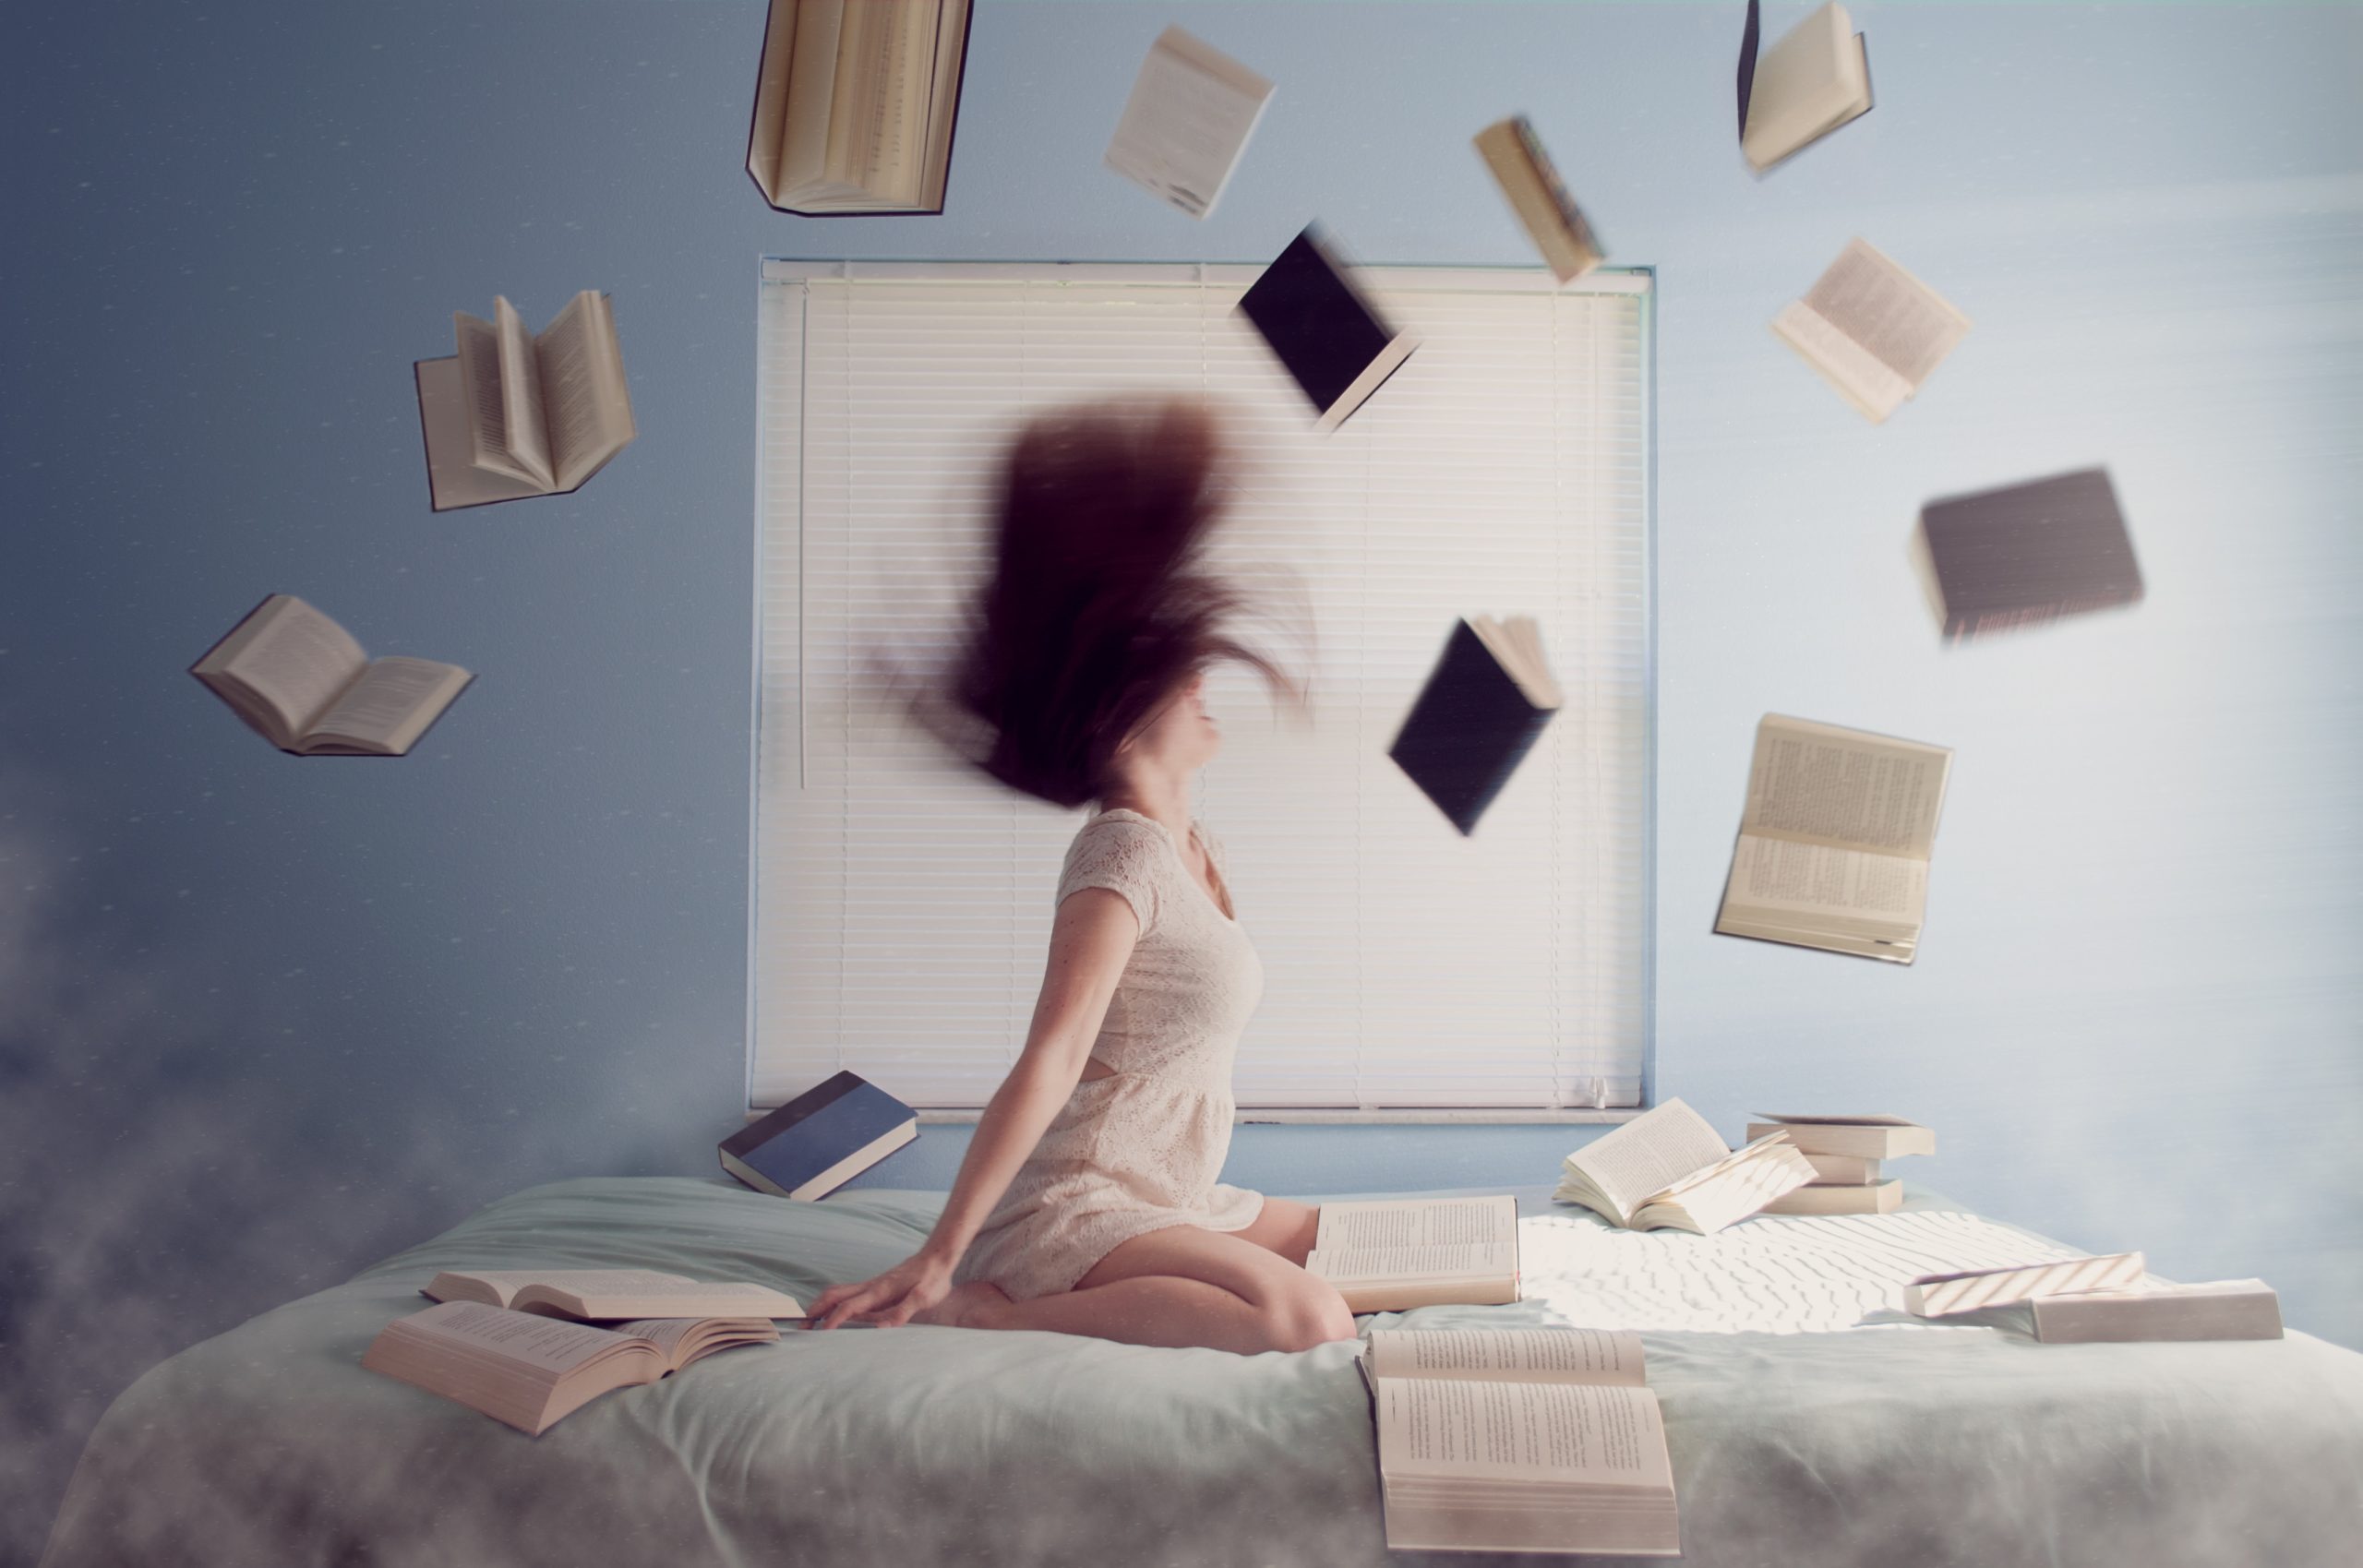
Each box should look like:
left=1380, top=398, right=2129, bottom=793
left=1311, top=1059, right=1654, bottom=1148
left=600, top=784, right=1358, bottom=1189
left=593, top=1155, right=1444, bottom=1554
left=2032, top=1280, right=2284, bottom=1344
left=1915, top=468, right=2144, bottom=641
left=1745, top=1113, right=1934, bottom=1161
left=1715, top=715, right=1953, bottom=964
left=1773, top=238, right=1969, bottom=424
left=1388, top=616, right=1562, bottom=835
left=363, top=1300, right=780, bottom=1436
left=1104, top=25, right=1272, bottom=219
left=1303, top=1195, right=1520, bottom=1312
left=745, top=0, right=973, bottom=215
left=1554, top=1097, right=1815, bottom=1234
left=1738, top=0, right=1872, bottom=173
left=416, top=291, right=635, bottom=510
left=423, top=1267, right=808, bottom=1322
left=192, top=594, right=474, bottom=758
left=1473, top=115, right=1603, bottom=282
left=722, top=1070, right=920, bottom=1200
left=1800, top=1152, right=1882, bottom=1184
left=1903, top=1252, right=2146, bottom=1318
left=1236, top=224, right=1420, bottom=432
left=1361, top=1327, right=1679, bottom=1557
left=1760, top=1179, right=1901, bottom=1215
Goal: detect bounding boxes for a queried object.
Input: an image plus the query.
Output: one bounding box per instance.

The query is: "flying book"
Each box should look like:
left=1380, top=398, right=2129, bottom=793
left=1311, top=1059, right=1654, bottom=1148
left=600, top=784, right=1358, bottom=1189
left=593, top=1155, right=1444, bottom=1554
left=362, top=1301, right=778, bottom=1435
left=1358, top=1328, right=1678, bottom=1557
left=2031, top=1280, right=2284, bottom=1344
left=1760, top=1179, right=1901, bottom=1215
left=1103, top=25, right=1272, bottom=220
left=1773, top=238, right=1969, bottom=423
left=1236, top=225, right=1420, bottom=431
left=1914, top=468, right=2144, bottom=641
left=191, top=594, right=473, bottom=758
left=1304, top=1195, right=1520, bottom=1313
left=415, top=291, right=635, bottom=511
left=1738, top=0, right=1872, bottom=173
left=1903, top=1252, right=2147, bottom=1318
left=1473, top=115, right=1604, bottom=282
left=1714, top=715, right=1953, bottom=964
left=1745, top=1113, right=1935, bottom=1161
left=422, top=1268, right=808, bottom=1322
left=745, top=0, right=973, bottom=215
left=1553, top=1097, right=1815, bottom=1234
left=721, top=1070, right=919, bottom=1201
left=1387, top=616, right=1561, bottom=836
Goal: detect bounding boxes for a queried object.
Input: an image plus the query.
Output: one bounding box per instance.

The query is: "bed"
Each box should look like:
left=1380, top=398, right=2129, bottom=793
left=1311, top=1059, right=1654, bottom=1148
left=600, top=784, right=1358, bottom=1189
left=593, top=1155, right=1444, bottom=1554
left=40, top=1177, right=2363, bottom=1567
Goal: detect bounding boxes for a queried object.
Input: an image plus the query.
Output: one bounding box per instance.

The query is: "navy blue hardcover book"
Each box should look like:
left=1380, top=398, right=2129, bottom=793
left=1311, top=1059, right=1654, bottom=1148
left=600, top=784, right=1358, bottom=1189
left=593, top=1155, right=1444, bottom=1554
left=1387, top=617, right=1561, bottom=836
left=720, top=1071, right=919, bottom=1201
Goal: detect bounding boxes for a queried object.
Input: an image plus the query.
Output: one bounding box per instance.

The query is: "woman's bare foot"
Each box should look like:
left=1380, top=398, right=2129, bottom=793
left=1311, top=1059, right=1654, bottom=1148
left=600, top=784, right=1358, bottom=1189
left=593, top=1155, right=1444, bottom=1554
left=909, top=1280, right=1011, bottom=1329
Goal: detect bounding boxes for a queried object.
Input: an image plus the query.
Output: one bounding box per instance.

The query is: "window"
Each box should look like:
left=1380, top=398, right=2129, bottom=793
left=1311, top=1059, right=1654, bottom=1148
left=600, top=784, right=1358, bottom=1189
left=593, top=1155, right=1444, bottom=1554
left=752, top=260, right=1653, bottom=1116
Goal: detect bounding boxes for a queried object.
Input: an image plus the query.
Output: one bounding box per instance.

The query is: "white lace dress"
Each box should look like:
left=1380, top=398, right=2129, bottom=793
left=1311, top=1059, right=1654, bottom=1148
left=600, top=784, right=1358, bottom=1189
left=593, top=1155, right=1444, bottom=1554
left=951, top=808, right=1267, bottom=1301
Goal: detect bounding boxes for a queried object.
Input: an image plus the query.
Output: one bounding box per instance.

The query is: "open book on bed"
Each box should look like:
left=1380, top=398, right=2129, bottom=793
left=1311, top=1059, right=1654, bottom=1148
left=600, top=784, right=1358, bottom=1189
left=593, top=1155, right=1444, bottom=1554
left=1554, top=1097, right=1815, bottom=1233
left=424, top=1267, right=807, bottom=1322
left=1304, top=1195, right=1520, bottom=1312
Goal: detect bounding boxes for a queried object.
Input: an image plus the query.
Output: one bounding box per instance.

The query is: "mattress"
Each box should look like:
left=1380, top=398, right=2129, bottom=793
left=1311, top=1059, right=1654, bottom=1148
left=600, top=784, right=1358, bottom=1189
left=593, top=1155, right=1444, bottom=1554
left=40, top=1177, right=2363, bottom=1567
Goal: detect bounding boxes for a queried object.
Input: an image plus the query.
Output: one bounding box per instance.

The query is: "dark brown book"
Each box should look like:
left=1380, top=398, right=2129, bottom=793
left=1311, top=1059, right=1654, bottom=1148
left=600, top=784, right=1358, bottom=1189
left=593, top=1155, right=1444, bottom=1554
left=1387, top=617, right=1560, bottom=836
left=1917, top=468, right=2142, bottom=640
left=1236, top=225, right=1420, bottom=432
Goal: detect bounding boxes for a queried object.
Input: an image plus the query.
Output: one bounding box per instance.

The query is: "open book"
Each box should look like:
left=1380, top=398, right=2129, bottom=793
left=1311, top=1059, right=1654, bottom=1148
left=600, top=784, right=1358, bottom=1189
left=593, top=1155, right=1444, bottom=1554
left=745, top=0, right=972, bottom=215
left=1554, top=1097, right=1813, bottom=1234
left=1103, top=25, right=1272, bottom=220
left=1738, top=0, right=1873, bottom=173
left=1773, top=238, right=1970, bottom=424
left=191, top=594, right=472, bottom=757
left=1714, top=714, right=1953, bottom=963
left=363, top=1300, right=779, bottom=1435
left=1303, top=1195, right=1519, bottom=1313
left=1388, top=616, right=1562, bottom=836
left=415, top=291, right=635, bottom=510
left=1474, top=115, right=1603, bottom=283
left=423, top=1268, right=808, bottom=1322
left=1361, top=1327, right=1678, bottom=1557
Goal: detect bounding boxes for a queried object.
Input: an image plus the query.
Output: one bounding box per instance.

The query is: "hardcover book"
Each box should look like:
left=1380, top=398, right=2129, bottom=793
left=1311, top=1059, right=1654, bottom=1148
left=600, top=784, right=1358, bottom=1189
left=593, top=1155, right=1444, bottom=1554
left=1554, top=1097, right=1816, bottom=1234
left=1760, top=1179, right=1901, bottom=1215
left=1236, top=225, right=1420, bottom=431
left=2031, top=1280, right=2284, bottom=1344
left=1916, top=468, right=2144, bottom=640
left=1473, top=114, right=1603, bottom=282
left=415, top=291, right=635, bottom=510
left=745, top=0, right=973, bottom=215
left=1738, top=0, right=1872, bottom=173
left=1388, top=616, right=1561, bottom=835
left=1103, top=25, right=1272, bottom=220
left=191, top=594, right=473, bottom=758
left=721, top=1070, right=919, bottom=1201
left=1903, top=1252, right=2147, bottom=1317
left=1745, top=1114, right=1935, bottom=1161
left=1304, top=1195, right=1520, bottom=1313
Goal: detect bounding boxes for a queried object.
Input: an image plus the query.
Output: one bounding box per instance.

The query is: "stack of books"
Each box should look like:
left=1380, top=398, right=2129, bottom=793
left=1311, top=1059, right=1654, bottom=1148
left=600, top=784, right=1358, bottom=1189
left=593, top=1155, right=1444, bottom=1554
left=1746, top=1113, right=1934, bottom=1215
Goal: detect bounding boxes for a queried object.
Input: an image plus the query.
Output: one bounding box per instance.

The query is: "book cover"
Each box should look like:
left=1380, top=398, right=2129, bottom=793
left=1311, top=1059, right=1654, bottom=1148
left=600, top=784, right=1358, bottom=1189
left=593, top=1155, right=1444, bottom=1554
left=1919, top=468, right=2143, bottom=640
left=1387, top=619, right=1559, bottom=836
left=1235, top=225, right=1418, bottom=430
left=721, top=1071, right=918, bottom=1201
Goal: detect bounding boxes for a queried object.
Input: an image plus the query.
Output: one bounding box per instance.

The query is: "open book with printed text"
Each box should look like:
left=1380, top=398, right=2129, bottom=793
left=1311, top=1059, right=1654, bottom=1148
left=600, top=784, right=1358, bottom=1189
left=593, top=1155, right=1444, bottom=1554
left=1303, top=1195, right=1519, bottom=1312
left=191, top=594, right=472, bottom=758
left=423, top=1267, right=808, bottom=1322
left=1554, top=1097, right=1814, bottom=1234
left=746, top=0, right=972, bottom=215
left=415, top=291, right=635, bottom=510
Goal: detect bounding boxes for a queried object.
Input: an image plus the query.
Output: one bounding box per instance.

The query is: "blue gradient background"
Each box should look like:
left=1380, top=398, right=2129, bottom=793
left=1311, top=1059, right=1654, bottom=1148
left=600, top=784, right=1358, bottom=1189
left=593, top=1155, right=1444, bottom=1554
left=5, top=2, right=2358, bottom=1557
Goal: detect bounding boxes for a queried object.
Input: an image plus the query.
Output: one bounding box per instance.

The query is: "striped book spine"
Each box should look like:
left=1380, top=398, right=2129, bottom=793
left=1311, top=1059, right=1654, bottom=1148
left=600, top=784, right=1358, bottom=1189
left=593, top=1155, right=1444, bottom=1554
left=1903, top=1251, right=2145, bottom=1316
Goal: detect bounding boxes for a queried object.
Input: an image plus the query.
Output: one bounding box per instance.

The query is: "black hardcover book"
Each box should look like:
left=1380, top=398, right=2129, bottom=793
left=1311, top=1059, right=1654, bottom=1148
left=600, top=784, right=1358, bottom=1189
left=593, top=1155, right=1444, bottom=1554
left=1918, top=467, right=2142, bottom=640
left=720, top=1071, right=918, bottom=1201
left=1236, top=225, right=1420, bottom=431
left=1387, top=617, right=1562, bottom=836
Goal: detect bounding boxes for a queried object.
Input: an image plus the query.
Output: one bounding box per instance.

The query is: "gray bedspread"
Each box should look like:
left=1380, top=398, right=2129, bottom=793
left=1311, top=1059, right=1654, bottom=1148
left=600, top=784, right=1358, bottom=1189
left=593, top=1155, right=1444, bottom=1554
left=41, top=1177, right=2363, bottom=1567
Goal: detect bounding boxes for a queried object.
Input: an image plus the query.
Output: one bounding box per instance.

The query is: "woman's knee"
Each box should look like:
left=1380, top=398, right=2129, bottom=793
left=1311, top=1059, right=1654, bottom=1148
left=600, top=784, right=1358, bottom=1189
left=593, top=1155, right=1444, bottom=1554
left=1259, top=1275, right=1359, bottom=1352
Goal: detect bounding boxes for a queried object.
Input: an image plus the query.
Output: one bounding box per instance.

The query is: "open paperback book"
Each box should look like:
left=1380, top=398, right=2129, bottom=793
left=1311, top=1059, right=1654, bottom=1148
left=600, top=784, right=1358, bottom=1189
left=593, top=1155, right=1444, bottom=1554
left=1715, top=714, right=1953, bottom=963
left=1304, top=1195, right=1519, bottom=1312
left=423, top=1267, right=808, bottom=1322
left=416, top=291, right=636, bottom=510
left=1554, top=1097, right=1813, bottom=1234
left=362, top=1300, right=780, bottom=1436
left=746, top=0, right=973, bottom=215
left=191, top=594, right=472, bottom=758
left=1360, top=1327, right=1678, bottom=1557
left=1772, top=238, right=1970, bottom=424
left=1103, top=25, right=1272, bottom=220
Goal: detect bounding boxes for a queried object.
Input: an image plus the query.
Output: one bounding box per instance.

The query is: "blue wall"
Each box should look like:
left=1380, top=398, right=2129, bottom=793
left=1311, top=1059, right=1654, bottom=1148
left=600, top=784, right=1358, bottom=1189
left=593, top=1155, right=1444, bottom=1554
left=5, top=1, right=2357, bottom=1555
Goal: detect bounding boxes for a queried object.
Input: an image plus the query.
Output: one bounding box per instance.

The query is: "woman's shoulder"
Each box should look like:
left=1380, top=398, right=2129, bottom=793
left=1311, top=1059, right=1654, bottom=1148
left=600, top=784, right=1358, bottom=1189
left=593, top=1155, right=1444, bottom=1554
left=1064, top=808, right=1168, bottom=871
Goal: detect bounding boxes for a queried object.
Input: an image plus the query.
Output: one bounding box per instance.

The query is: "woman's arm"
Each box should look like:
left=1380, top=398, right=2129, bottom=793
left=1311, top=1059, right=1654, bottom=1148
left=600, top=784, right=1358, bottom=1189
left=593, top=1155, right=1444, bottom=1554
left=806, top=886, right=1138, bottom=1328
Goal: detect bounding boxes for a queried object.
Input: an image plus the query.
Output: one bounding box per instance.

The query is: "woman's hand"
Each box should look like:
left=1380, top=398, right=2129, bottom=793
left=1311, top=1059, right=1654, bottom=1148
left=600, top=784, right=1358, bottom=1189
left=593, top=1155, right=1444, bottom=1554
left=805, top=1249, right=956, bottom=1331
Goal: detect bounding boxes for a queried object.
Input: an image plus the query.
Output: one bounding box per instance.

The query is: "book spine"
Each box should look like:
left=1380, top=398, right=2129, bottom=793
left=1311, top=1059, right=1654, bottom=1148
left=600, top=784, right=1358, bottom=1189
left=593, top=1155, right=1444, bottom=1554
left=1946, top=589, right=2141, bottom=641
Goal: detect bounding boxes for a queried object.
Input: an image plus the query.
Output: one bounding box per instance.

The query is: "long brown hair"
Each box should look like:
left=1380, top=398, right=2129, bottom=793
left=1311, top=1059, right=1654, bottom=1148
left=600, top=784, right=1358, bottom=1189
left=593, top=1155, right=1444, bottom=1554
left=942, top=395, right=1300, bottom=808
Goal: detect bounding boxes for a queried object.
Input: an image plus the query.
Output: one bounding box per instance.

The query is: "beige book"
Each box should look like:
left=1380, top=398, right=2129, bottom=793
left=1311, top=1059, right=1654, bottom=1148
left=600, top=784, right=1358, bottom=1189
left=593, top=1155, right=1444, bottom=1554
left=1303, top=1195, right=1520, bottom=1313
left=191, top=594, right=472, bottom=758
left=1104, top=26, right=1273, bottom=220
left=1474, top=116, right=1603, bottom=283
left=1747, top=1114, right=1934, bottom=1161
left=1714, top=714, right=1953, bottom=964
left=1760, top=1179, right=1901, bottom=1216
left=1740, top=2, right=1873, bottom=173
left=1553, top=1097, right=1815, bottom=1235
left=417, top=290, right=636, bottom=510
left=2031, top=1280, right=2283, bottom=1344
left=1903, top=1252, right=2146, bottom=1317
left=1772, top=238, right=1971, bottom=423
left=423, top=1267, right=807, bottom=1323
left=362, top=1300, right=779, bottom=1436
left=746, top=0, right=970, bottom=215
left=1360, top=1328, right=1677, bottom=1557
left=1800, top=1152, right=1883, bottom=1184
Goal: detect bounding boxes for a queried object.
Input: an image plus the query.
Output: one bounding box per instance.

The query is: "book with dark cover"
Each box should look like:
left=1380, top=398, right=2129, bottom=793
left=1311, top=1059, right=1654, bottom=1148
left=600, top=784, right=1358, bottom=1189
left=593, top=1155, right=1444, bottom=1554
left=721, top=1071, right=918, bottom=1201
left=1387, top=617, right=1561, bottom=836
left=1236, top=225, right=1420, bottom=431
left=1918, top=467, right=2143, bottom=640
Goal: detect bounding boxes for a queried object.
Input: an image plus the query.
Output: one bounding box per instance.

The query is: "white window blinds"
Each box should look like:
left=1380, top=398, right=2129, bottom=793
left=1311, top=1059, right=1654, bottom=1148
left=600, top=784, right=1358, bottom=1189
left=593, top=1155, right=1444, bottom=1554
left=753, top=260, right=1653, bottom=1113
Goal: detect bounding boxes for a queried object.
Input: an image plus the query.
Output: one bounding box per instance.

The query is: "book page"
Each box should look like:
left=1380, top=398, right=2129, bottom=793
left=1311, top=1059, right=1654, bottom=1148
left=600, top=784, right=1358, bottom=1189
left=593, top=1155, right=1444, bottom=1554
left=430, top=1268, right=702, bottom=1309
left=403, top=1301, right=631, bottom=1374
left=1103, top=26, right=1275, bottom=220
left=1740, top=715, right=1949, bottom=856
left=1367, top=1328, right=1644, bottom=1386
left=216, top=595, right=369, bottom=741
left=1800, top=238, right=1970, bottom=389
left=775, top=0, right=845, bottom=197
left=1563, top=1098, right=1730, bottom=1222
left=1723, top=834, right=1926, bottom=924
left=1639, top=1136, right=1814, bottom=1233
left=1770, top=297, right=1910, bottom=421
left=453, top=312, right=540, bottom=485
left=535, top=293, right=628, bottom=491
left=1377, top=1378, right=1669, bottom=1489
left=303, top=657, right=468, bottom=755
left=495, top=297, right=553, bottom=490
left=1310, top=1197, right=1516, bottom=1281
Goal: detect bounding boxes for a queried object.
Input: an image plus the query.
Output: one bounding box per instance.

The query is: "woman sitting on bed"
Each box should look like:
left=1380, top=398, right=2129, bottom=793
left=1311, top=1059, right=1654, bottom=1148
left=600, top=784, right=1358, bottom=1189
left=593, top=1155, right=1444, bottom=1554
left=806, top=396, right=1357, bottom=1357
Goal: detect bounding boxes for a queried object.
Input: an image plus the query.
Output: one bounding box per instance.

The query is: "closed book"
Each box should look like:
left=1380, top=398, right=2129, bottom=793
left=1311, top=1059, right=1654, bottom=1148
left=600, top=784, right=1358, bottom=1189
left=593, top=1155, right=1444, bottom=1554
left=1760, top=1179, right=1901, bottom=1216
left=1738, top=0, right=1872, bottom=173
left=2031, top=1280, right=2283, bottom=1344
left=1903, top=1252, right=2146, bottom=1318
left=1746, top=1114, right=1934, bottom=1161
left=1917, top=467, right=2143, bottom=640
left=1236, top=225, right=1420, bottom=431
left=1472, top=115, right=1603, bottom=283
left=1388, top=617, right=1561, bottom=836
left=1802, top=1152, right=1881, bottom=1184
left=720, top=1071, right=918, bottom=1201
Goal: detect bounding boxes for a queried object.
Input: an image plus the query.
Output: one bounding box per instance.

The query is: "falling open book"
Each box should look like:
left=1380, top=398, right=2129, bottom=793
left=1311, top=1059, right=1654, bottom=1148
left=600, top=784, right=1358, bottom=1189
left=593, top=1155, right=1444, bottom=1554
left=1773, top=239, right=1970, bottom=424
left=1555, top=1097, right=1814, bottom=1234
left=746, top=0, right=973, bottom=215
left=415, top=291, right=636, bottom=510
left=191, top=594, right=473, bottom=758
left=1103, top=25, right=1272, bottom=220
